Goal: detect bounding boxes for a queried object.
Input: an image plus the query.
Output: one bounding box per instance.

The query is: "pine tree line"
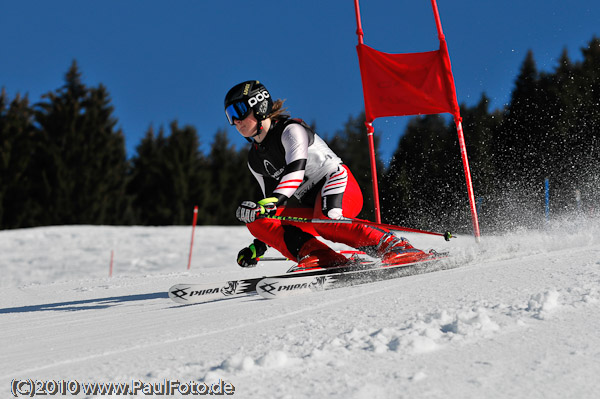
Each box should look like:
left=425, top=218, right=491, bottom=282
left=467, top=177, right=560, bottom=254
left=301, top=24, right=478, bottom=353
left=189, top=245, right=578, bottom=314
left=1, top=37, right=599, bottom=231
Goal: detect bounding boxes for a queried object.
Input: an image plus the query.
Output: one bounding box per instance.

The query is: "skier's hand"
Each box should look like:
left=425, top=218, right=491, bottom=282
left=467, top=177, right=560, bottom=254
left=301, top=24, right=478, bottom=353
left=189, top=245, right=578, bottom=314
left=236, top=201, right=260, bottom=223
left=236, top=239, right=267, bottom=268
left=325, top=207, right=344, bottom=220
left=257, top=197, right=278, bottom=216
left=235, top=197, right=278, bottom=223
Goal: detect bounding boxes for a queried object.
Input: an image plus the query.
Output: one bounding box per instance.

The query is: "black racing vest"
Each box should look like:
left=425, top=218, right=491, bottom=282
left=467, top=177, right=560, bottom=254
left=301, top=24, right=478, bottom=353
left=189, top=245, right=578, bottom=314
left=248, top=117, right=315, bottom=198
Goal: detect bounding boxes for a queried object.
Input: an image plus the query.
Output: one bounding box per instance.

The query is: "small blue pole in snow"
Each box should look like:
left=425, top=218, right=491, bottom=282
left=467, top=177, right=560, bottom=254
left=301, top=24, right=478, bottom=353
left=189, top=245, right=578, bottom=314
left=544, top=178, right=550, bottom=222
left=476, top=197, right=483, bottom=216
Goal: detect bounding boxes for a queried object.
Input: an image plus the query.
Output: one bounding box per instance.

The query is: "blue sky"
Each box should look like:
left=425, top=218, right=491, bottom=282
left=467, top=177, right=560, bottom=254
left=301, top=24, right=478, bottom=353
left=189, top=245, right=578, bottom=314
left=1, top=1, right=598, bottom=163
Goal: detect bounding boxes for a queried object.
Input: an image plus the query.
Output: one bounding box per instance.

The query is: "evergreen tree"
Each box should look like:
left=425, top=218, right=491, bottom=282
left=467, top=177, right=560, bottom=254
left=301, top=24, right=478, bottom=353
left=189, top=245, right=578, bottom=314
left=83, top=84, right=131, bottom=224
left=497, top=50, right=542, bottom=182
left=128, top=126, right=169, bottom=224
left=128, top=122, right=206, bottom=225
left=163, top=122, right=207, bottom=224
left=572, top=37, right=600, bottom=212
left=458, top=95, right=503, bottom=231
left=534, top=48, right=579, bottom=215
left=489, top=39, right=600, bottom=224
left=0, top=90, right=39, bottom=228
left=382, top=114, right=464, bottom=231
left=32, top=61, right=130, bottom=225
left=491, top=50, right=546, bottom=228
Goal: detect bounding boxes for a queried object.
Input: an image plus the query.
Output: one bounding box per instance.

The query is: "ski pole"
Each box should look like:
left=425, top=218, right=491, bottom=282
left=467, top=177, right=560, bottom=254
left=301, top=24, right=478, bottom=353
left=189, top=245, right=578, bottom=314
left=261, top=215, right=453, bottom=241
left=257, top=250, right=366, bottom=262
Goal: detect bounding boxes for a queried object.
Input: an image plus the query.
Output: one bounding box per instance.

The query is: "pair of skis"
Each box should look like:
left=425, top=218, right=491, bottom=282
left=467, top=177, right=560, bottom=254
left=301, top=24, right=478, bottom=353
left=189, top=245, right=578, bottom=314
left=169, top=216, right=453, bottom=304
left=168, top=253, right=447, bottom=304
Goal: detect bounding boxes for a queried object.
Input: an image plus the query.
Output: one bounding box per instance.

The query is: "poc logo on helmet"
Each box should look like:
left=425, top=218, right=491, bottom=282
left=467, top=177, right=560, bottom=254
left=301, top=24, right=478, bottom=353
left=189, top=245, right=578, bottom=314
left=248, top=90, right=270, bottom=107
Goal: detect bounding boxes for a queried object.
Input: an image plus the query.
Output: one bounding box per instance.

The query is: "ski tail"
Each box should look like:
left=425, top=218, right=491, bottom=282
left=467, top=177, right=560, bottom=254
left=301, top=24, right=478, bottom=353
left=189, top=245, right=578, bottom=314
left=257, top=253, right=449, bottom=299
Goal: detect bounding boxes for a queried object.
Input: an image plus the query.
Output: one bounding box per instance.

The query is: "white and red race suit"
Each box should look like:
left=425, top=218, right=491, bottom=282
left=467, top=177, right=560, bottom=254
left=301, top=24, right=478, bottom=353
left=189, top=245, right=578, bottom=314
left=245, top=117, right=390, bottom=260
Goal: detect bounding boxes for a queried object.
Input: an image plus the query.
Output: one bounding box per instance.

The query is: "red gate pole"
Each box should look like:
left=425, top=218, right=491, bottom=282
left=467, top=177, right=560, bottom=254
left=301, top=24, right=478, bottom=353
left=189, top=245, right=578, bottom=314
left=431, top=0, right=481, bottom=242
left=354, top=0, right=382, bottom=223
left=354, top=0, right=364, bottom=45
left=187, top=206, right=198, bottom=270
left=365, top=122, right=382, bottom=223
left=456, top=120, right=481, bottom=242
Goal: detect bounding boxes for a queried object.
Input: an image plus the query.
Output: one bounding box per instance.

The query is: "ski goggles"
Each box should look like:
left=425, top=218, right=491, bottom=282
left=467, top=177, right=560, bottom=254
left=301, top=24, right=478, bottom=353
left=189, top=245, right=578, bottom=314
left=225, top=101, right=251, bottom=125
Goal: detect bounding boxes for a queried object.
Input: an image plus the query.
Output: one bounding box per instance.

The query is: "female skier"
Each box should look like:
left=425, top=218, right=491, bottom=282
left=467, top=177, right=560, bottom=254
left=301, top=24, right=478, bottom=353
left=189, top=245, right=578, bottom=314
left=225, top=80, right=427, bottom=269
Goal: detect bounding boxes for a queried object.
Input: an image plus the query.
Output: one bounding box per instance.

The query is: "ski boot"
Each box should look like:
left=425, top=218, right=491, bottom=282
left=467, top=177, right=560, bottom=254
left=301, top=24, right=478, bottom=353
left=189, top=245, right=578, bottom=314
left=374, top=233, right=430, bottom=266
left=288, top=238, right=349, bottom=272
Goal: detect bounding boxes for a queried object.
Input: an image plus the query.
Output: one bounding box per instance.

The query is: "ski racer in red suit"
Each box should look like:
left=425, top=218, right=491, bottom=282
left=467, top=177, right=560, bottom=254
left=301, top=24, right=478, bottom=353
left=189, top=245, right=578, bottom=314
left=225, top=80, right=427, bottom=269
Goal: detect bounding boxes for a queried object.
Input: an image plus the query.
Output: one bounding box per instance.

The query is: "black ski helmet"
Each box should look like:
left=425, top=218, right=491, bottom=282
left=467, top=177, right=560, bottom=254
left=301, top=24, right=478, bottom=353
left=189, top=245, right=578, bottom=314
left=224, top=80, right=273, bottom=125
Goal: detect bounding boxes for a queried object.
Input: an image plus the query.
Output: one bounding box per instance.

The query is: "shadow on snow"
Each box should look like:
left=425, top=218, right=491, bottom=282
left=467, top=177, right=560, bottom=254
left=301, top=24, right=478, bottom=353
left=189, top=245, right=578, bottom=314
left=0, top=292, right=169, bottom=314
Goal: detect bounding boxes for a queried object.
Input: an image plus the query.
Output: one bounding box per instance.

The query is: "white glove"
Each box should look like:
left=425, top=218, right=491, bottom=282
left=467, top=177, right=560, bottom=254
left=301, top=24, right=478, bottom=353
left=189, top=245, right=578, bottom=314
left=235, top=197, right=278, bottom=224
left=326, top=208, right=344, bottom=220
left=236, top=201, right=260, bottom=223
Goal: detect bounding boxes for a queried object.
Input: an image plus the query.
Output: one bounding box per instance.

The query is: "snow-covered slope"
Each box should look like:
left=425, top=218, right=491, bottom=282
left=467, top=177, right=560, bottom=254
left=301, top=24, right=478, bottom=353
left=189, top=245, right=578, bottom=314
left=2, top=220, right=600, bottom=398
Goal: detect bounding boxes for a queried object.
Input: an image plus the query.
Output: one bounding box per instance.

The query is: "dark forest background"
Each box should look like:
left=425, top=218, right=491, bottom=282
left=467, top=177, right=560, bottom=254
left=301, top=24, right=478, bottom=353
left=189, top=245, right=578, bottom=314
left=1, top=37, right=599, bottom=234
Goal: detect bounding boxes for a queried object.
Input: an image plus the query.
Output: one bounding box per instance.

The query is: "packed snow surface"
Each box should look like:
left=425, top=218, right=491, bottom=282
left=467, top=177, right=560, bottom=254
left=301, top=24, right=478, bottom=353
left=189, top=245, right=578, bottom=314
left=2, top=219, right=600, bottom=398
